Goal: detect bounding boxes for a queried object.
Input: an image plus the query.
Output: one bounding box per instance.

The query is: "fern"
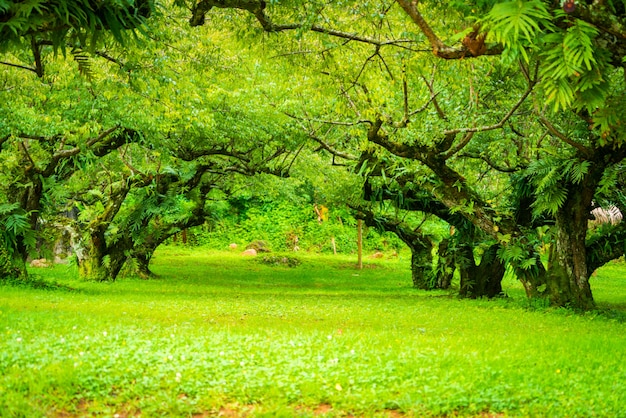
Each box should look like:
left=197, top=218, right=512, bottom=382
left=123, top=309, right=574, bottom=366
left=539, top=19, right=603, bottom=111
left=0, top=203, right=35, bottom=256
left=484, top=0, right=553, bottom=62
left=564, top=159, right=590, bottom=185
left=71, top=47, right=94, bottom=80
left=526, top=157, right=593, bottom=217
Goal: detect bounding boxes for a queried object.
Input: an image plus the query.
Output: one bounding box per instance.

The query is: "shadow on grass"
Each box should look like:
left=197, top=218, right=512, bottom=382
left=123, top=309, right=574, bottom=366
left=0, top=274, right=79, bottom=293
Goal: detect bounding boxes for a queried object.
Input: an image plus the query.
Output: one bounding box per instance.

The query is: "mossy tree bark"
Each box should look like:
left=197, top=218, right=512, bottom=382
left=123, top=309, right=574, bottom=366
left=545, top=183, right=596, bottom=309
left=458, top=243, right=505, bottom=299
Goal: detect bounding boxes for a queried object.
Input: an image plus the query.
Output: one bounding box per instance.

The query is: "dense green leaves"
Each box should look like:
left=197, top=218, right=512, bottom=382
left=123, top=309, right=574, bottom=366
left=0, top=0, right=155, bottom=50
left=0, top=203, right=34, bottom=257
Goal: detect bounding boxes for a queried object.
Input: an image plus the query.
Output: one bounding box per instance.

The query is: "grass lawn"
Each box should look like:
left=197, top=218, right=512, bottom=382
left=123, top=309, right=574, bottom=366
left=1, top=247, right=625, bottom=417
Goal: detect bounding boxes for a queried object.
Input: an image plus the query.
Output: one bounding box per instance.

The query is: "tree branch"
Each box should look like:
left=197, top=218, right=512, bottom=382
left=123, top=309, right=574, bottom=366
left=441, top=132, right=474, bottom=160
left=86, top=125, right=122, bottom=147
left=309, top=133, right=357, bottom=161
left=444, top=79, right=536, bottom=136
left=539, top=116, right=593, bottom=158
left=20, top=141, right=36, bottom=172
left=459, top=151, right=523, bottom=173
left=395, top=0, right=502, bottom=59
left=395, top=0, right=446, bottom=53
left=0, top=61, right=39, bottom=74
left=30, top=36, right=44, bottom=77
left=189, top=0, right=417, bottom=48
left=421, top=68, right=446, bottom=120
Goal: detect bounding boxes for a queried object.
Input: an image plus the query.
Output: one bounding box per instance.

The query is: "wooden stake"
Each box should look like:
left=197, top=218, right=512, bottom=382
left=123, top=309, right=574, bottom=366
left=357, top=219, right=363, bottom=270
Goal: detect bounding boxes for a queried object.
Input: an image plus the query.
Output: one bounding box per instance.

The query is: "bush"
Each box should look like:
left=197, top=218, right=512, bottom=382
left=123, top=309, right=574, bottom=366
left=185, top=199, right=407, bottom=254
left=259, top=255, right=301, bottom=267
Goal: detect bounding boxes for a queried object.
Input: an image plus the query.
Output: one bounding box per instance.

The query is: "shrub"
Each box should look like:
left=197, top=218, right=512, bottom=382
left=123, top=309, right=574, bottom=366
left=259, top=255, right=301, bottom=267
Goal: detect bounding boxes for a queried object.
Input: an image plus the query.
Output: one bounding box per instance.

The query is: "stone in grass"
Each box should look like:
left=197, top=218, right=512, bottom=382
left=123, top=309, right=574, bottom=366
left=241, top=249, right=257, bottom=256
left=260, top=255, right=301, bottom=268
left=246, top=240, right=271, bottom=253
left=30, top=258, right=51, bottom=268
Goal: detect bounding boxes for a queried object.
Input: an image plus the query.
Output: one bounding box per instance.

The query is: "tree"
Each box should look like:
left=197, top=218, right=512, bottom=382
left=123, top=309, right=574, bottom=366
left=0, top=5, right=305, bottom=280
left=192, top=0, right=625, bottom=309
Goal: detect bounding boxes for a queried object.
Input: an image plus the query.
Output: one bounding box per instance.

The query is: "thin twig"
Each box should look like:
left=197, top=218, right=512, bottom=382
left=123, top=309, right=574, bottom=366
left=0, top=61, right=38, bottom=74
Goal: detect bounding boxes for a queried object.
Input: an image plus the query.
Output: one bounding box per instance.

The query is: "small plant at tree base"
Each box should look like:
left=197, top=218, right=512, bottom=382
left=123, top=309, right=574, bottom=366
left=0, top=245, right=15, bottom=279
left=259, top=255, right=301, bottom=267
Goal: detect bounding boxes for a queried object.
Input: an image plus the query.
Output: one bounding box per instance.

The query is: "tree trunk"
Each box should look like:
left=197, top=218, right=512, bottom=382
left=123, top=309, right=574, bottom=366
left=434, top=238, right=454, bottom=289
left=77, top=228, right=130, bottom=282
left=458, top=244, right=505, bottom=299
left=77, top=231, right=109, bottom=281
left=134, top=251, right=155, bottom=279
left=546, top=202, right=595, bottom=309
left=408, top=238, right=437, bottom=289
left=514, top=260, right=548, bottom=299
left=357, top=219, right=363, bottom=270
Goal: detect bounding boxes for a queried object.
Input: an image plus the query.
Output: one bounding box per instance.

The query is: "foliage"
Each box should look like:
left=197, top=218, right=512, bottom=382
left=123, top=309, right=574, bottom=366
left=0, top=203, right=35, bottom=257
left=0, top=243, right=13, bottom=279
left=1, top=0, right=625, bottom=306
left=0, top=0, right=155, bottom=51
left=193, top=196, right=405, bottom=254
left=526, top=157, right=591, bottom=217
left=482, top=0, right=618, bottom=112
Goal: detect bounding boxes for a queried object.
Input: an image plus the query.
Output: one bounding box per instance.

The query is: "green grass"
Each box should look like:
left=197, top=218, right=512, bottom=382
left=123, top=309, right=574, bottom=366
left=1, top=247, right=626, bottom=417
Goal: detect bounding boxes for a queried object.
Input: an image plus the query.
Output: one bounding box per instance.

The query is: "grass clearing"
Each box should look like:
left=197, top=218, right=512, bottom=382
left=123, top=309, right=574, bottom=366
left=1, top=247, right=625, bottom=417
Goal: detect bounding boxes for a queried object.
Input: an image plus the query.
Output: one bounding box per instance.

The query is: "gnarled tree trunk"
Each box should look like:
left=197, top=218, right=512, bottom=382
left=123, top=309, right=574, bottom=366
left=458, top=243, right=505, bottom=299
left=546, top=196, right=595, bottom=310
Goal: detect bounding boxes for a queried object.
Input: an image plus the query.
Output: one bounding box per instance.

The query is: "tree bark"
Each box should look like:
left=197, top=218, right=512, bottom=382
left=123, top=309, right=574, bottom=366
left=434, top=238, right=454, bottom=289
left=357, top=219, right=363, bottom=270
left=77, top=229, right=109, bottom=281
left=547, top=197, right=595, bottom=310
left=408, top=237, right=437, bottom=289
left=133, top=251, right=155, bottom=279
left=458, top=244, right=505, bottom=299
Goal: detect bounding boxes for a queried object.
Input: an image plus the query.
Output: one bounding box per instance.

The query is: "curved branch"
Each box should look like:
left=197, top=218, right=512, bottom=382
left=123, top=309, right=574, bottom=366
left=0, top=61, right=38, bottom=74
left=444, top=78, right=536, bottom=137
left=459, top=151, right=523, bottom=173
left=309, top=134, right=357, bottom=161
left=539, top=116, right=593, bottom=158
left=421, top=69, right=446, bottom=121
left=86, top=125, right=122, bottom=147
left=395, top=0, right=446, bottom=52
left=190, top=0, right=417, bottom=48
left=395, top=0, right=502, bottom=59
left=441, top=132, right=474, bottom=160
